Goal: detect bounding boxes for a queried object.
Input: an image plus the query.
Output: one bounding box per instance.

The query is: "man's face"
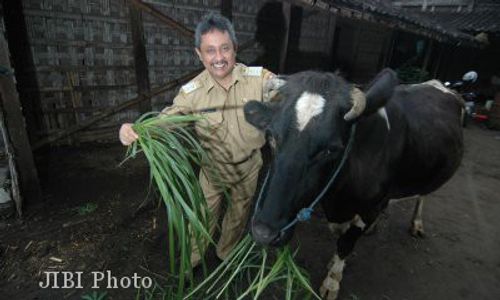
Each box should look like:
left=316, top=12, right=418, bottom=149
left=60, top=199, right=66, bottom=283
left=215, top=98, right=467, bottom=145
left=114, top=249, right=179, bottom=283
left=195, top=29, right=237, bottom=84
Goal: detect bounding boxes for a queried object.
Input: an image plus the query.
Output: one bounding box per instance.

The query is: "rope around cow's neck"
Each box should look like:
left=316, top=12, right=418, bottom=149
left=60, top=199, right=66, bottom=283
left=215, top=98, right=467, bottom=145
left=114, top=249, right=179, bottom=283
left=252, top=122, right=358, bottom=234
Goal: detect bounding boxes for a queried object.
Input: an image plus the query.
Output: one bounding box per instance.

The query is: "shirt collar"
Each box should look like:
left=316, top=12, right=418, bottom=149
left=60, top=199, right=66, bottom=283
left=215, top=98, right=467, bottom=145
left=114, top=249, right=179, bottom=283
left=204, top=63, right=246, bottom=93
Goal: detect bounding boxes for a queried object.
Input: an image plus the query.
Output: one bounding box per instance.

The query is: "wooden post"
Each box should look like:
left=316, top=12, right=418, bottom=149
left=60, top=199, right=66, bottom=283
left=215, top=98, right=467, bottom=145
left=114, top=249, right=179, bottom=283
left=382, top=30, right=397, bottom=68
left=128, top=1, right=151, bottom=113
left=422, top=39, right=434, bottom=73
left=0, top=34, right=42, bottom=212
left=325, top=12, right=337, bottom=70
left=221, top=0, right=233, bottom=21
left=2, top=0, right=42, bottom=143
left=432, top=43, right=444, bottom=79
left=279, top=2, right=291, bottom=73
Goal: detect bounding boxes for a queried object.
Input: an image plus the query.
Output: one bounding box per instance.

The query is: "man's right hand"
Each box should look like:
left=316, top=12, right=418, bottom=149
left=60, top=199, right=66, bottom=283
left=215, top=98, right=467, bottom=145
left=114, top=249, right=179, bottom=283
left=119, top=123, right=139, bottom=146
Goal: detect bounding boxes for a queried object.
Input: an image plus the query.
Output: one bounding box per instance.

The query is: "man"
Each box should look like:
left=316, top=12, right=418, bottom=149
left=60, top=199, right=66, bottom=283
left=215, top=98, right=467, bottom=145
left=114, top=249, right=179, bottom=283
left=119, top=13, right=275, bottom=268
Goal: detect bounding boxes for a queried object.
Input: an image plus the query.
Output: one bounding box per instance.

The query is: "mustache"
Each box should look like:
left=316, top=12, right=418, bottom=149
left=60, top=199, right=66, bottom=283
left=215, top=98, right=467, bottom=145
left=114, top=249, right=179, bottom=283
left=211, top=60, right=228, bottom=65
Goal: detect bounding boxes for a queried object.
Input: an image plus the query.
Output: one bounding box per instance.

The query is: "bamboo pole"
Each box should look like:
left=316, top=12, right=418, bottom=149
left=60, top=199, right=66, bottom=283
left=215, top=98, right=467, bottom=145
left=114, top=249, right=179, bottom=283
left=32, top=67, right=202, bottom=150
left=129, top=0, right=194, bottom=39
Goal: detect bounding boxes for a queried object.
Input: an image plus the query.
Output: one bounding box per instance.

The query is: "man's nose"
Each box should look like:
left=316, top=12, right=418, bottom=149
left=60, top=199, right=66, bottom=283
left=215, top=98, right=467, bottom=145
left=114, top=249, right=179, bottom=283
left=215, top=49, right=224, bottom=61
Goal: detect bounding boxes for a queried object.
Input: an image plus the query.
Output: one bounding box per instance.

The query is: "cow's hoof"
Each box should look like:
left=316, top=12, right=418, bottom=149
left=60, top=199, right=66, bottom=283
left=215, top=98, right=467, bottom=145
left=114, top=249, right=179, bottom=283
left=410, top=220, right=425, bottom=238
left=320, top=277, right=339, bottom=300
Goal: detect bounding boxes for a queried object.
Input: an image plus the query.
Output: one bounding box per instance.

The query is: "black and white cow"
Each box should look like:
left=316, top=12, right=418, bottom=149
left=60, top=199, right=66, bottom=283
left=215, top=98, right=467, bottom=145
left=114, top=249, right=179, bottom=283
left=244, top=69, right=464, bottom=299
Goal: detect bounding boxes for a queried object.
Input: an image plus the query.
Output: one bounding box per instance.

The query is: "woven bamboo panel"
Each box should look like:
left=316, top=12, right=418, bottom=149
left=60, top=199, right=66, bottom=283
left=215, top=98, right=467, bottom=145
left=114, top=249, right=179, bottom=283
left=22, top=0, right=137, bottom=144
left=19, top=0, right=335, bottom=144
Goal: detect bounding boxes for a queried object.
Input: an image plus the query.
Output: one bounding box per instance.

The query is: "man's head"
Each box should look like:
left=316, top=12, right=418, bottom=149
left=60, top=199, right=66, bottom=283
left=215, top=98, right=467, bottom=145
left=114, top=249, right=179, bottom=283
left=195, top=13, right=238, bottom=85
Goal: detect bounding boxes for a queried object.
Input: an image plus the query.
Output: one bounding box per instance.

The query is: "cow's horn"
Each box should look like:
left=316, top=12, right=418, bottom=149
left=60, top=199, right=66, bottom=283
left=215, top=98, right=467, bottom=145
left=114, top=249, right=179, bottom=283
left=264, top=76, right=286, bottom=95
left=344, top=87, right=366, bottom=121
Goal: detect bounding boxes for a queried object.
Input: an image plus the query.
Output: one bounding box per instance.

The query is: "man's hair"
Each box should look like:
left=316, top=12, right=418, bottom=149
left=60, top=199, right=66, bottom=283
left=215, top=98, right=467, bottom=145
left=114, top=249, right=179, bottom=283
left=195, top=12, right=238, bottom=49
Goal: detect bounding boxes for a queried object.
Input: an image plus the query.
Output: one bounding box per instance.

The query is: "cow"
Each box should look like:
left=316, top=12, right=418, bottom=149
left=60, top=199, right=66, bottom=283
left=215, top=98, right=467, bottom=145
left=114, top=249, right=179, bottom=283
left=243, top=69, right=464, bottom=299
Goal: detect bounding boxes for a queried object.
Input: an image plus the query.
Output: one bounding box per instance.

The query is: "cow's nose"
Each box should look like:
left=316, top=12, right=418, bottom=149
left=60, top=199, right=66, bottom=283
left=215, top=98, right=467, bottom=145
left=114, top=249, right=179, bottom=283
left=252, top=222, right=279, bottom=245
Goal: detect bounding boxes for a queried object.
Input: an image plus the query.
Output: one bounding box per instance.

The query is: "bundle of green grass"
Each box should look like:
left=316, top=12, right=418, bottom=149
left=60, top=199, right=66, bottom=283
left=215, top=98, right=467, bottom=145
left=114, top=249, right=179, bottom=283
left=126, top=113, right=320, bottom=300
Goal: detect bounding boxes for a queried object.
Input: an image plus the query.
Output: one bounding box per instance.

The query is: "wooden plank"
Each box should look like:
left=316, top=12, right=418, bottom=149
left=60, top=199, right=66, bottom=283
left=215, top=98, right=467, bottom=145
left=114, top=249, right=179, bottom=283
left=130, top=0, right=194, bottom=39
left=279, top=2, right=291, bottom=73
left=221, top=0, right=233, bottom=21
left=0, top=34, right=42, bottom=211
left=128, top=2, right=151, bottom=113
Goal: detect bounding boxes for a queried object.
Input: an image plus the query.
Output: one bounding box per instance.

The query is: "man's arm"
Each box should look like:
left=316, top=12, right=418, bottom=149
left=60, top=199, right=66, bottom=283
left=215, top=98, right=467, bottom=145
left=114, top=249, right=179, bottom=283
left=119, top=89, right=192, bottom=145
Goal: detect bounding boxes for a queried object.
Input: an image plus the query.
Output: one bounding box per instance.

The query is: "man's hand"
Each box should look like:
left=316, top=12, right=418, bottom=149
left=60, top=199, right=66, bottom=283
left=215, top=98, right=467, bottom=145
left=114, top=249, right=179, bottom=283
left=119, top=123, right=139, bottom=146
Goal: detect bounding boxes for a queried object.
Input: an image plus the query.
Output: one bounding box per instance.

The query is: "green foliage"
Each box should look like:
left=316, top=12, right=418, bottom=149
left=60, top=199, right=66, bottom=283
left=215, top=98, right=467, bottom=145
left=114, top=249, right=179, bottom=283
left=396, top=66, right=430, bottom=84
left=186, top=235, right=320, bottom=300
left=126, top=112, right=213, bottom=297
left=127, top=112, right=319, bottom=300
left=81, top=291, right=107, bottom=300
left=74, top=202, right=98, bottom=216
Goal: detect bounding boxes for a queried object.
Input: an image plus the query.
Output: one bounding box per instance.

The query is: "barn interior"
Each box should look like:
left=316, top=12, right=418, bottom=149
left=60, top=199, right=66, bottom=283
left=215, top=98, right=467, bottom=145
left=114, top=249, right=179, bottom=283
left=1, top=0, right=500, bottom=299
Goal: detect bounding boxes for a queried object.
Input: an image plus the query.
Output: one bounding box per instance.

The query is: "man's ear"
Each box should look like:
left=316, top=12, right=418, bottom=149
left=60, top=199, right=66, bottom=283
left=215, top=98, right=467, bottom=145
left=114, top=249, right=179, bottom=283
left=244, top=100, right=277, bottom=131
left=363, top=68, right=399, bottom=116
left=195, top=48, right=202, bottom=61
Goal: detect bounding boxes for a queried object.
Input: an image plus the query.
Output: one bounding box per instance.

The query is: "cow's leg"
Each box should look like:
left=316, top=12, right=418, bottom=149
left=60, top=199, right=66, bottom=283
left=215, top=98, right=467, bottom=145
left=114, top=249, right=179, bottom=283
left=320, top=215, right=367, bottom=300
left=410, top=196, right=425, bottom=237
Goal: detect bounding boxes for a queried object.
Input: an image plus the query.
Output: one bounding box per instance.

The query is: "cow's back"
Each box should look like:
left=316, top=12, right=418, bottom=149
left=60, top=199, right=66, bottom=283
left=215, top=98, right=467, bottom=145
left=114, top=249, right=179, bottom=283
left=386, top=82, right=464, bottom=198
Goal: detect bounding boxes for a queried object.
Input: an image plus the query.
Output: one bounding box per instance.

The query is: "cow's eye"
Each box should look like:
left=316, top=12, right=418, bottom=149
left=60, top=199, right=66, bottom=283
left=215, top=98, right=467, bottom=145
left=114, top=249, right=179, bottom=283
left=269, top=136, right=277, bottom=149
left=313, top=148, right=332, bottom=160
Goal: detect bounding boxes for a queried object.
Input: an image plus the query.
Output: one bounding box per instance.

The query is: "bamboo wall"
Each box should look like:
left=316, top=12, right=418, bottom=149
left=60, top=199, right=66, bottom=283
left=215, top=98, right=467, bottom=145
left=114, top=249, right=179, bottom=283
left=22, top=0, right=136, bottom=143
left=10, top=0, right=347, bottom=145
left=16, top=0, right=277, bottom=144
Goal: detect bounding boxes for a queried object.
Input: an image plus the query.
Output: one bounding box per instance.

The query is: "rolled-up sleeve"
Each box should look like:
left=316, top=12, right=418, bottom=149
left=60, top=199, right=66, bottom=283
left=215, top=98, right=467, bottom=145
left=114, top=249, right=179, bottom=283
left=262, top=68, right=279, bottom=102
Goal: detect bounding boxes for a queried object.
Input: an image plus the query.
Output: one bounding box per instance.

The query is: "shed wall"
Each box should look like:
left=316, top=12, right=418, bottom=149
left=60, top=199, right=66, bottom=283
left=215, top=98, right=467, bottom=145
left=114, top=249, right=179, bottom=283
left=16, top=0, right=283, bottom=144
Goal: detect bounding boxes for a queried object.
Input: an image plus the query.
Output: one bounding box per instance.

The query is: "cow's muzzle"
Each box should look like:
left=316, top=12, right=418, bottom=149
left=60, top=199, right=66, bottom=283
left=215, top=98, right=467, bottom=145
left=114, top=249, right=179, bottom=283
left=251, top=221, right=281, bottom=246
left=251, top=220, right=292, bottom=247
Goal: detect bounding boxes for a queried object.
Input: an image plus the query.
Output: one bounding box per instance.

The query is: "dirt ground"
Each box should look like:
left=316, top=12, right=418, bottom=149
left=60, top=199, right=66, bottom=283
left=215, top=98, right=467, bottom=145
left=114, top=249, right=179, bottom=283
left=1, top=124, right=499, bottom=300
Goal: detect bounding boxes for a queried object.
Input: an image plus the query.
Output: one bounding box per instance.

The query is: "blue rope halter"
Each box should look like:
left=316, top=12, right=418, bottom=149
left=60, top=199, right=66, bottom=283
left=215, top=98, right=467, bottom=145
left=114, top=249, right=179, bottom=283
left=252, top=123, right=357, bottom=234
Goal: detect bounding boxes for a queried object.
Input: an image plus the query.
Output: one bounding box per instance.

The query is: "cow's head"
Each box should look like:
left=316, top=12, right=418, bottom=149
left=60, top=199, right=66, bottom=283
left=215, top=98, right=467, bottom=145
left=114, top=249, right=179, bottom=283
left=244, top=69, right=398, bottom=246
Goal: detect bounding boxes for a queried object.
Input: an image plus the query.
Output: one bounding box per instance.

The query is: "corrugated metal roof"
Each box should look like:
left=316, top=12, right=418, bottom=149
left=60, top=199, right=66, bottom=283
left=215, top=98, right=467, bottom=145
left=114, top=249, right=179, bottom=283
left=412, top=7, right=500, bottom=33
left=332, top=0, right=479, bottom=41
left=293, top=0, right=482, bottom=46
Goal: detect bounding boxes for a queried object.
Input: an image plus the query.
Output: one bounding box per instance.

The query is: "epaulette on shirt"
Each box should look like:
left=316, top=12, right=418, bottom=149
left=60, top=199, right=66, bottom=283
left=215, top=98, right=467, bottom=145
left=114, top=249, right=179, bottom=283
left=243, top=66, right=263, bottom=77
left=181, top=80, right=201, bottom=94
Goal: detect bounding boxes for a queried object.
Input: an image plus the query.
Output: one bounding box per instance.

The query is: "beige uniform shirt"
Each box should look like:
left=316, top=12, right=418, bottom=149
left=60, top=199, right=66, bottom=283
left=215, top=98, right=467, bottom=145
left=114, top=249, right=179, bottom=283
left=162, top=63, right=274, bottom=164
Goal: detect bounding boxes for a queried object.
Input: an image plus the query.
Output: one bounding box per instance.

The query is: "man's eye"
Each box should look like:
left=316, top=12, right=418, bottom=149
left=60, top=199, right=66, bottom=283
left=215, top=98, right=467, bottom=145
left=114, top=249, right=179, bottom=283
left=206, top=49, right=215, bottom=54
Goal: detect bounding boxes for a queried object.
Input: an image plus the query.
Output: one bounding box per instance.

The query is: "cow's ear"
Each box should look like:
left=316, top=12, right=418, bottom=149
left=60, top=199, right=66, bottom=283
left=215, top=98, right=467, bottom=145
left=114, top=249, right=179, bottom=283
left=244, top=100, right=277, bottom=130
left=363, top=68, right=399, bottom=115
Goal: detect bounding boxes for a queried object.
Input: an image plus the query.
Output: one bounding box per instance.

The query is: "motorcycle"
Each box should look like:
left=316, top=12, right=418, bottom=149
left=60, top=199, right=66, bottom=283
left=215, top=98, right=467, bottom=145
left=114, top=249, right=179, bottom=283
left=444, top=80, right=491, bottom=128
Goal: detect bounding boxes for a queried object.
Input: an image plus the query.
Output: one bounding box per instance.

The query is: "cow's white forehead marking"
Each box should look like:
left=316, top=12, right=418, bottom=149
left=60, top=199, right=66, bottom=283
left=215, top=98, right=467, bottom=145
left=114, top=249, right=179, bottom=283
left=417, top=80, right=454, bottom=95
left=295, top=91, right=326, bottom=131
left=377, top=107, right=391, bottom=131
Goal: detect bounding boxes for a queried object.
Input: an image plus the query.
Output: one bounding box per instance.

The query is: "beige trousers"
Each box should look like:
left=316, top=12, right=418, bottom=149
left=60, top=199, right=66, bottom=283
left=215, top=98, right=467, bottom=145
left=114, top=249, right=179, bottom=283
left=190, top=151, right=263, bottom=266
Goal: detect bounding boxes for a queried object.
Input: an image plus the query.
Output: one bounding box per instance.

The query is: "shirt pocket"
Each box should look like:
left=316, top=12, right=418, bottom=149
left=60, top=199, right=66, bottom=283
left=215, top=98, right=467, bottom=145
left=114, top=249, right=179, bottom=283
left=195, top=110, right=224, bottom=135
